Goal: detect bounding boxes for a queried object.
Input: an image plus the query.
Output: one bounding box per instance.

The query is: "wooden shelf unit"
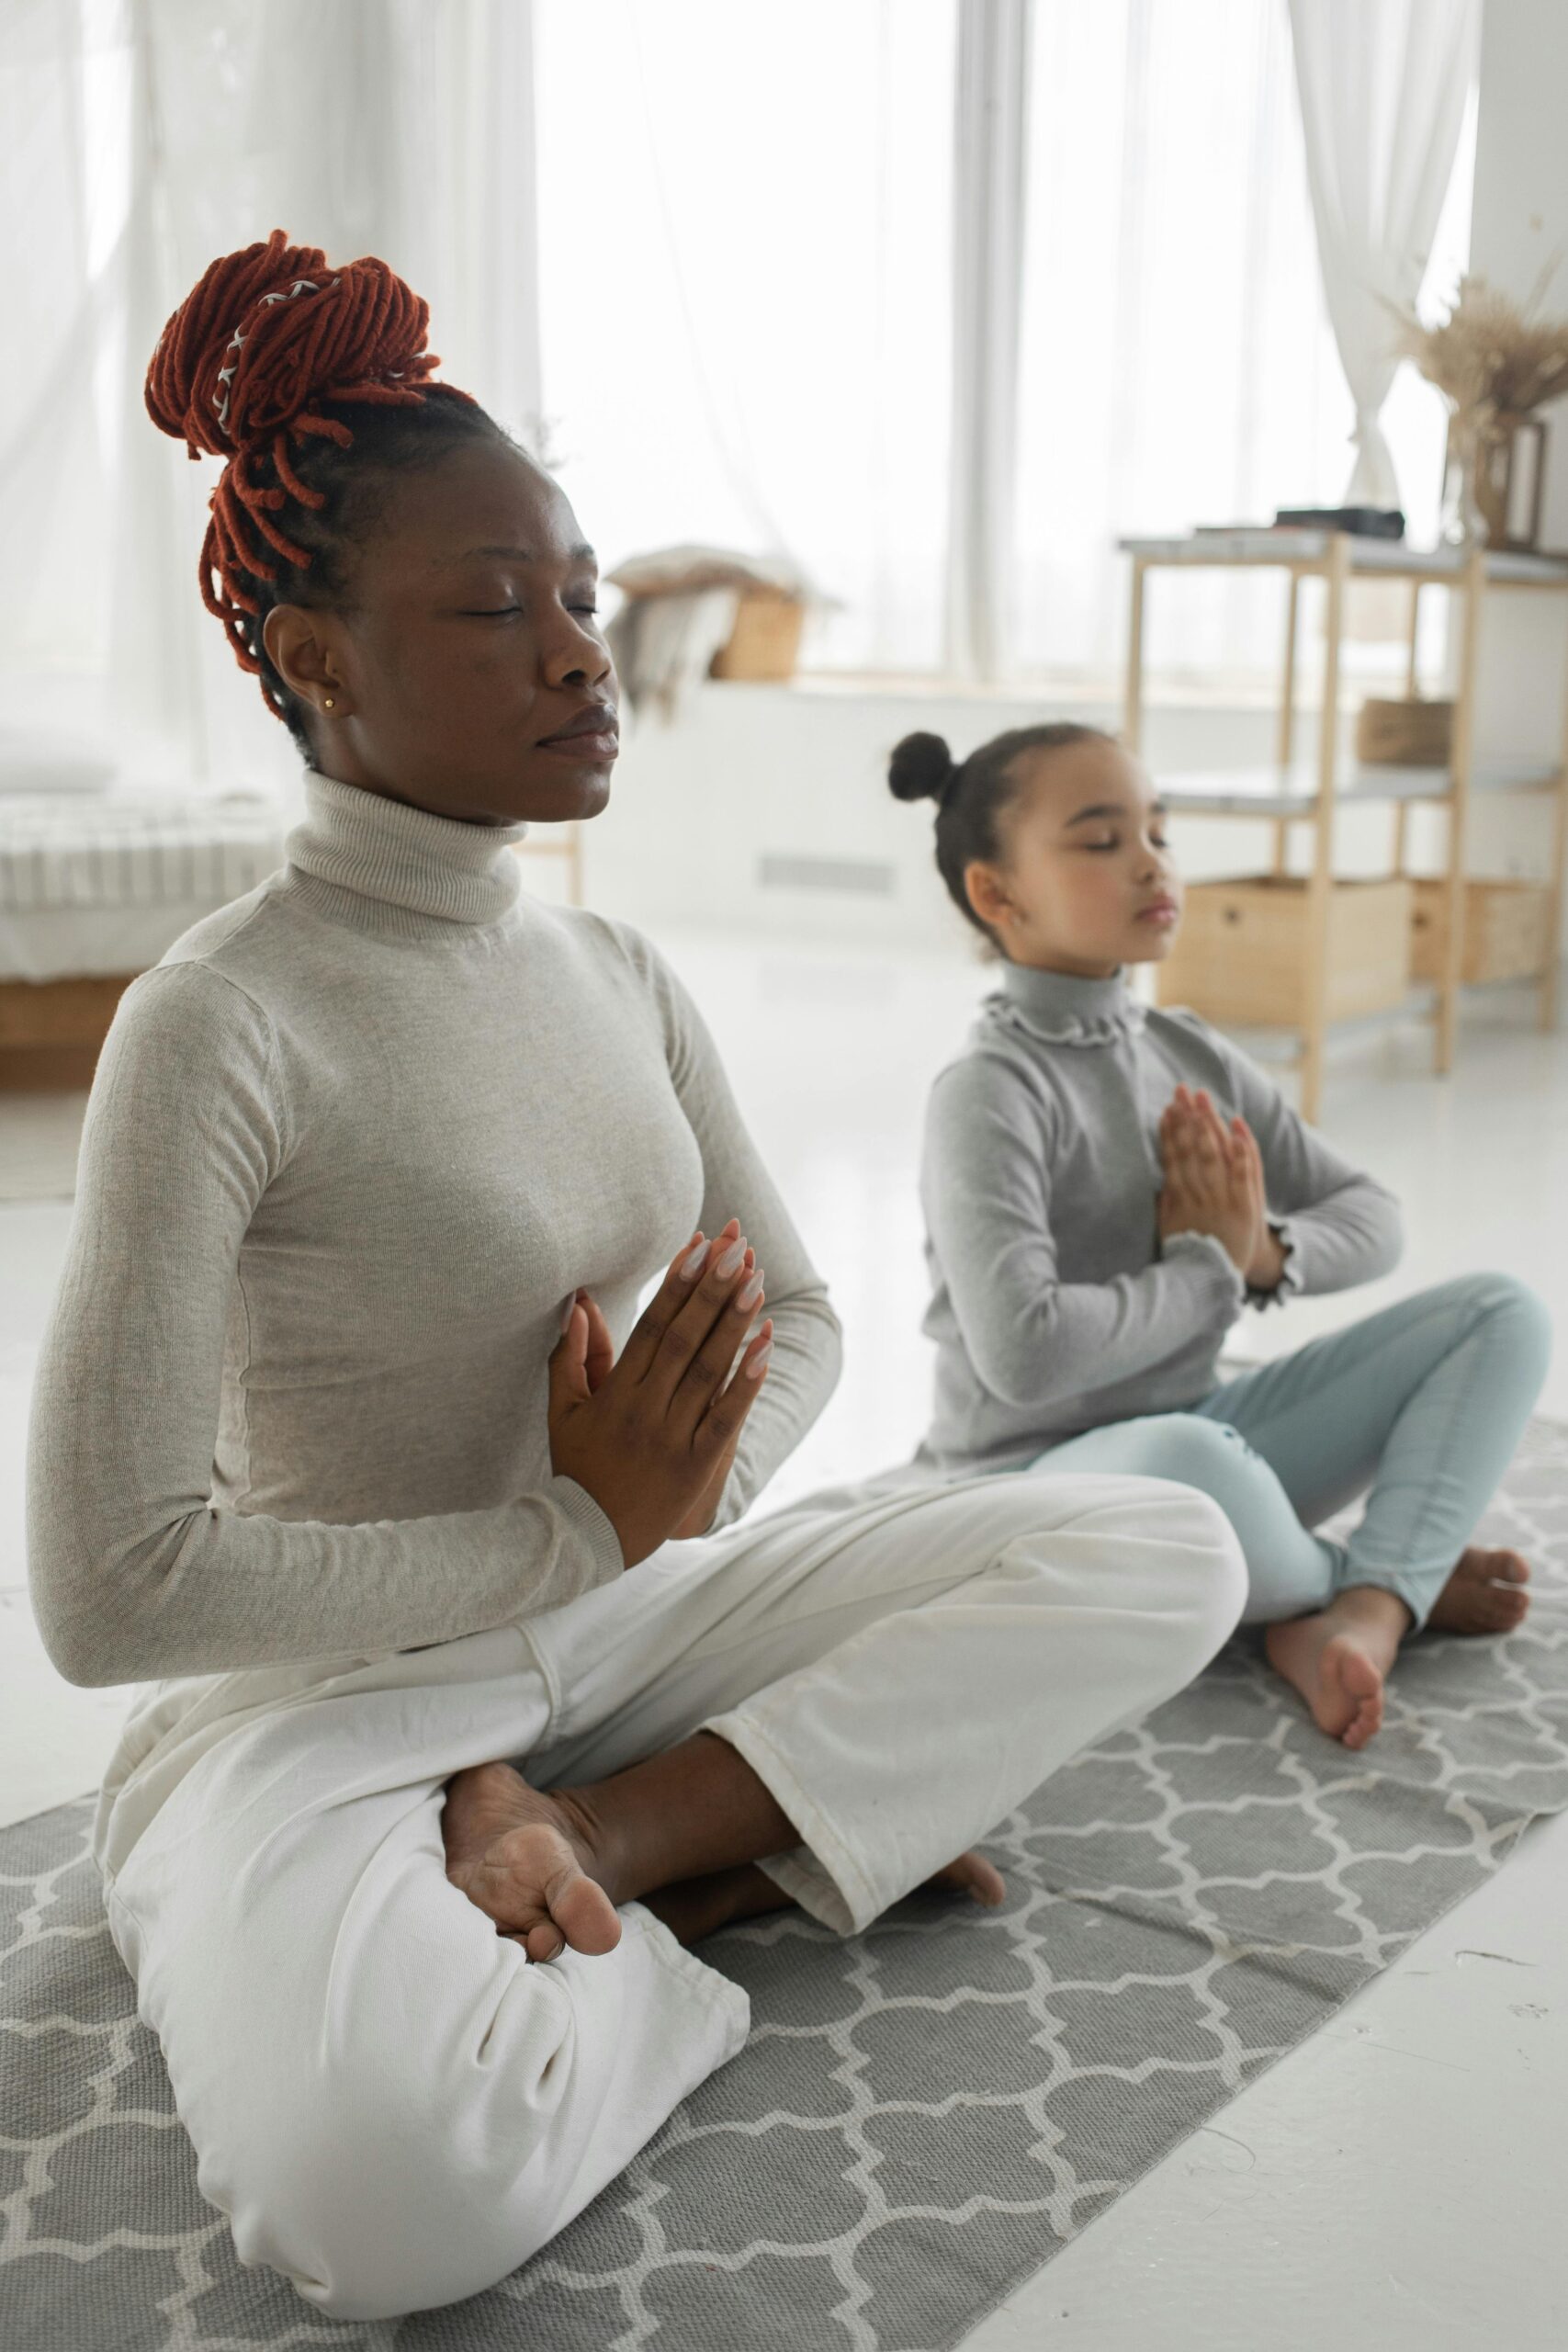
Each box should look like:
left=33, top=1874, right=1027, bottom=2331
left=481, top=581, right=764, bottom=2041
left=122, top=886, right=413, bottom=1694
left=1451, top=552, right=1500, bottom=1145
left=1120, top=529, right=1568, bottom=1121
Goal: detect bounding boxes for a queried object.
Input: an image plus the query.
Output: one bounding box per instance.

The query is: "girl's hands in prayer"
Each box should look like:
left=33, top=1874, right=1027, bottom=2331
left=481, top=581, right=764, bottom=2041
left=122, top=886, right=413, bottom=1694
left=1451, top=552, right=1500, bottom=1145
left=1229, top=1116, right=1290, bottom=1291
left=547, top=1217, right=772, bottom=1568
left=1156, top=1085, right=1259, bottom=1272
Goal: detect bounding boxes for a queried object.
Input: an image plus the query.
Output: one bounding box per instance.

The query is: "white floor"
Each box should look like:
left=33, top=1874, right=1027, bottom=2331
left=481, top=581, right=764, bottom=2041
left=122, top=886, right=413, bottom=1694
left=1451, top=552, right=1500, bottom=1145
left=2, top=938, right=1564, bottom=2350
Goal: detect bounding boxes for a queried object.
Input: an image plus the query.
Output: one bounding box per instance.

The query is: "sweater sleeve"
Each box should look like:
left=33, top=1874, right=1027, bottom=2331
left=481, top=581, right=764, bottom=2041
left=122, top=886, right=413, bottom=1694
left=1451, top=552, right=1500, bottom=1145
left=922, top=1052, right=1245, bottom=1413
left=1199, top=1028, right=1404, bottom=1305
left=26, top=962, right=625, bottom=1689
left=610, top=926, right=842, bottom=1528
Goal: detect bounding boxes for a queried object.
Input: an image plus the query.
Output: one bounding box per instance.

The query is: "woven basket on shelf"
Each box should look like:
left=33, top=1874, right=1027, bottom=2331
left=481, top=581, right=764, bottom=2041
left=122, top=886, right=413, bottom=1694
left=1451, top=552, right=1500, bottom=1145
left=709, top=593, right=807, bottom=682
left=1354, top=696, right=1453, bottom=767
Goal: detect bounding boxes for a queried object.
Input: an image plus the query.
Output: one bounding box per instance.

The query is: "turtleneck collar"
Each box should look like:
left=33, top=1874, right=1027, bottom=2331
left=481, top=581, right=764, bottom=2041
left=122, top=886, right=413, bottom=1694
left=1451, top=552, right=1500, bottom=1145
left=990, top=958, right=1146, bottom=1047
left=285, top=767, right=530, bottom=927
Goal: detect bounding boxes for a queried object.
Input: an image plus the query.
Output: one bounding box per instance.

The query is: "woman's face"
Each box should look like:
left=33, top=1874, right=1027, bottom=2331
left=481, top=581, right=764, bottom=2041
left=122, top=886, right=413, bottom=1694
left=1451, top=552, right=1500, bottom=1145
left=264, top=438, right=617, bottom=828
left=964, top=738, right=1182, bottom=977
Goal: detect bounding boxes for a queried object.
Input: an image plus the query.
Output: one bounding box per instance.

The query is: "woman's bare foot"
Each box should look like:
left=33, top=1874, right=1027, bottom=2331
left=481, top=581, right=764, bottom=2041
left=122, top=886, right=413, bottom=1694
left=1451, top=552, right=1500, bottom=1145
left=1427, top=1546, right=1530, bottom=1635
left=646, top=1849, right=1006, bottom=1947
left=442, top=1758, right=625, bottom=1964
left=1264, top=1586, right=1411, bottom=1751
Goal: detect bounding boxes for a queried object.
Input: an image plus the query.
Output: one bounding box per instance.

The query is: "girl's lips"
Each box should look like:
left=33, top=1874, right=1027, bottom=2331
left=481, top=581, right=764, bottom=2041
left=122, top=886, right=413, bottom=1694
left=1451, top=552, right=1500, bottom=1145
left=1137, top=899, right=1179, bottom=925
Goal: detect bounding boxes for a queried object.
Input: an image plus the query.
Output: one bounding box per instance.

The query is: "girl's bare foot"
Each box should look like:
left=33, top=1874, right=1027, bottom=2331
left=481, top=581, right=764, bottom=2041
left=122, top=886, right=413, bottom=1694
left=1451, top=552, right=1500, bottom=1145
left=645, top=1849, right=1006, bottom=1947
left=442, top=1758, right=625, bottom=1964
left=1264, top=1586, right=1411, bottom=1751
left=1427, top=1546, right=1530, bottom=1635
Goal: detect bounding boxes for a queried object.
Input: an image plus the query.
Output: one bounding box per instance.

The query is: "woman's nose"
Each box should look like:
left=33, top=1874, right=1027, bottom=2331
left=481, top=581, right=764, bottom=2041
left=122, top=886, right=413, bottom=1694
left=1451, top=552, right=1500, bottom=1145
left=541, top=617, right=612, bottom=692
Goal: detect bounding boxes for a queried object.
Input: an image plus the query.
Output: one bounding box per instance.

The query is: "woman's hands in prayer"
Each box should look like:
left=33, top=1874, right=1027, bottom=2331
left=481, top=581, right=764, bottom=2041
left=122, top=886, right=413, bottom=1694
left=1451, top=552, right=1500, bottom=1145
left=547, top=1218, right=772, bottom=1567
left=1157, top=1087, right=1286, bottom=1289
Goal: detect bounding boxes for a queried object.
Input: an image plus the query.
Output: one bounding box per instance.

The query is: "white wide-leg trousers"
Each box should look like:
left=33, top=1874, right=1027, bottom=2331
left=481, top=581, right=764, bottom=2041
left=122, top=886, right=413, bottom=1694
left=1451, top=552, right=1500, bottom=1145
left=92, top=1469, right=1245, bottom=2322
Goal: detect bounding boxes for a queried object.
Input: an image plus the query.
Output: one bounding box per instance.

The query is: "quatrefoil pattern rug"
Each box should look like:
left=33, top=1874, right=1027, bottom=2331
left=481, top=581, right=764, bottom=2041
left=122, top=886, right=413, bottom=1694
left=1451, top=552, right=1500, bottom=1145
left=5, top=1423, right=1568, bottom=2352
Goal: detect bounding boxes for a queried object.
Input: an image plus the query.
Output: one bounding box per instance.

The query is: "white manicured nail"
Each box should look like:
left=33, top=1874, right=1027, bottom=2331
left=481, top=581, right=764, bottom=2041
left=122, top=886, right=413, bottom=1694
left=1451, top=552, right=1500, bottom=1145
left=745, top=1340, right=773, bottom=1379
left=715, top=1237, right=746, bottom=1279
left=737, top=1270, right=765, bottom=1312
left=559, top=1293, right=579, bottom=1334
left=679, top=1240, right=709, bottom=1281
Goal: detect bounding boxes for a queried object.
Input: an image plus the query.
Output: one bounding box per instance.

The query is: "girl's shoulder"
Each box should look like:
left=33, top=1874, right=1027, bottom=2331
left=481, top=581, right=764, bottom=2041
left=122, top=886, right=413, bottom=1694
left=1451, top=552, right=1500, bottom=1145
left=929, top=1011, right=1070, bottom=1143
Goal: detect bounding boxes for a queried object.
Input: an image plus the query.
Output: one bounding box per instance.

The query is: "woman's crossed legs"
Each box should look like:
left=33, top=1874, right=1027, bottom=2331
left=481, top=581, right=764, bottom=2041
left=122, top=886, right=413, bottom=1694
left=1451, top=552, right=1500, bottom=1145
left=96, top=1468, right=1244, bottom=2322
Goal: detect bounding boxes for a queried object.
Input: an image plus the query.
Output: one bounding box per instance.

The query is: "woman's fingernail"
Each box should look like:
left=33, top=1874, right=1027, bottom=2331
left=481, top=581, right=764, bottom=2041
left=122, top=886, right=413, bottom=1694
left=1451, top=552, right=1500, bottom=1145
left=737, top=1270, right=765, bottom=1312
left=559, top=1293, right=578, bottom=1335
left=745, top=1340, right=773, bottom=1379
left=679, top=1240, right=709, bottom=1282
left=715, top=1237, right=746, bottom=1279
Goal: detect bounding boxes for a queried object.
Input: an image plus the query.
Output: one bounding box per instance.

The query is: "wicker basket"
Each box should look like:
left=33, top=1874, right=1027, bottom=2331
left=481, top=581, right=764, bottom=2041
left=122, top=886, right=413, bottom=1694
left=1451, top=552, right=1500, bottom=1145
left=1410, top=879, right=1553, bottom=984
left=1354, top=696, right=1453, bottom=767
left=710, top=593, right=806, bottom=682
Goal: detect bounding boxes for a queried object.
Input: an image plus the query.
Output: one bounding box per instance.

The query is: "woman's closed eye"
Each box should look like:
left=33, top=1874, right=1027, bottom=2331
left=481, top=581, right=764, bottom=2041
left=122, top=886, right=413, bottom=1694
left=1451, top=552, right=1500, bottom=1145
left=462, top=601, right=600, bottom=620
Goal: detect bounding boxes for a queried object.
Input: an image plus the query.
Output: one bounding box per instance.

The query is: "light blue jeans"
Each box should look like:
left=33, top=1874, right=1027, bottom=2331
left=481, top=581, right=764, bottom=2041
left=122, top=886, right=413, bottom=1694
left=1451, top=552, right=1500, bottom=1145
left=1028, top=1272, right=1551, bottom=1629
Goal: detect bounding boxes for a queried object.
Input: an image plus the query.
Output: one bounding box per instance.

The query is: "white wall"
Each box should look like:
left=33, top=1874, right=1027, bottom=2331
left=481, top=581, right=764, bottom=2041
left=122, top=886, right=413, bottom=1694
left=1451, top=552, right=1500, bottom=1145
left=1466, top=0, right=1568, bottom=778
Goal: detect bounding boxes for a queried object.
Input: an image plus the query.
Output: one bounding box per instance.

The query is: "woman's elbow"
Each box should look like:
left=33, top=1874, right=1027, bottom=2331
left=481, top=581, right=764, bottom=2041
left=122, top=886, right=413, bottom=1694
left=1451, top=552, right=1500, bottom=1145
left=32, top=1592, right=131, bottom=1689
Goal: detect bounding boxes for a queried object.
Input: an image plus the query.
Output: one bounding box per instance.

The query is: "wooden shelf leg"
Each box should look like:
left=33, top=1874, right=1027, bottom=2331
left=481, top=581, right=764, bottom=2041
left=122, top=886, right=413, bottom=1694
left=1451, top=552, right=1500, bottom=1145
left=1299, top=540, right=1348, bottom=1125
left=1541, top=620, right=1568, bottom=1030
left=1437, top=551, right=1483, bottom=1075
left=1122, top=558, right=1147, bottom=756
left=1273, top=571, right=1299, bottom=876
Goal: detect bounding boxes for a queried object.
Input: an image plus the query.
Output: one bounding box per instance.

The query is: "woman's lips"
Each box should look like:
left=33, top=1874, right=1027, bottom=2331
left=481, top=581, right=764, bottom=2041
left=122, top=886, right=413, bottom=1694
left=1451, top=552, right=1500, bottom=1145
left=536, top=727, right=619, bottom=763
left=1136, top=898, right=1179, bottom=926
left=536, top=706, right=620, bottom=763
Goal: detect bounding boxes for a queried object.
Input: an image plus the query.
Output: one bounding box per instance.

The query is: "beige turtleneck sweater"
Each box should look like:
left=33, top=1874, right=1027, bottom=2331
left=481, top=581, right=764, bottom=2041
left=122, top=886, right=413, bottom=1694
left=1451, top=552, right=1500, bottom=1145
left=27, top=768, right=841, bottom=1687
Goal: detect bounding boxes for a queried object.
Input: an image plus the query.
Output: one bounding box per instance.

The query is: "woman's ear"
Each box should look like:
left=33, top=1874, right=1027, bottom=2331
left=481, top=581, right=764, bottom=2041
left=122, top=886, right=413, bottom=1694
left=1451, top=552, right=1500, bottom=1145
left=964, top=861, right=1013, bottom=935
left=263, top=604, right=349, bottom=717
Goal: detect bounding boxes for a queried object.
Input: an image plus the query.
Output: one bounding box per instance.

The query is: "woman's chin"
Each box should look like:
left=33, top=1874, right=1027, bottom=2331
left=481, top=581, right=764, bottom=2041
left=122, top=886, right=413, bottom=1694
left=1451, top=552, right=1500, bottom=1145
left=511, top=763, right=614, bottom=824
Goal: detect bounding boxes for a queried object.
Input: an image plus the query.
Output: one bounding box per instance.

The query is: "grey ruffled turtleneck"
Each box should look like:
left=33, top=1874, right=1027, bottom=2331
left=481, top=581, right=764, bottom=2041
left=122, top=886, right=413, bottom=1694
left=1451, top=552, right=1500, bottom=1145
left=914, top=959, right=1404, bottom=1472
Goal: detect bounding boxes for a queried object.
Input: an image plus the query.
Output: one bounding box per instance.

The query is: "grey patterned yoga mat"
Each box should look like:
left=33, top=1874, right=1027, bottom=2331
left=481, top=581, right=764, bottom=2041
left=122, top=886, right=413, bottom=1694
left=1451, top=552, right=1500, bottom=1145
left=5, top=1423, right=1568, bottom=2352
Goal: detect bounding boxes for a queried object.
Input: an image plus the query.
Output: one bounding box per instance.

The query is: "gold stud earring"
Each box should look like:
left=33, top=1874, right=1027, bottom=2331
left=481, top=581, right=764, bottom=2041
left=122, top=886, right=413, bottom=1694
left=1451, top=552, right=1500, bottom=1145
left=323, top=696, right=335, bottom=710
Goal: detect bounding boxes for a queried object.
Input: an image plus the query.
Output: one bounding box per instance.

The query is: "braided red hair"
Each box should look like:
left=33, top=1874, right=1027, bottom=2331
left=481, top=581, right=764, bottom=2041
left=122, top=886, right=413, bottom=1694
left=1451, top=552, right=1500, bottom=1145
left=145, top=229, right=479, bottom=684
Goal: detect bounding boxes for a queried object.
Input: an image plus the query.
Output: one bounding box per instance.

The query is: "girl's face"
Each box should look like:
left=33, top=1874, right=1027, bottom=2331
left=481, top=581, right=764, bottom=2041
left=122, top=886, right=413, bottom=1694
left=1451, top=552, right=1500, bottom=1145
left=963, top=738, right=1181, bottom=978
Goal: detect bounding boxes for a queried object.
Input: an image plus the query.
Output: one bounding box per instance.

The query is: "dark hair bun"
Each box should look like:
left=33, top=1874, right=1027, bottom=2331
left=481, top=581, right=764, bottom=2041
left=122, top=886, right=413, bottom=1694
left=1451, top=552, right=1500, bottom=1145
left=888, top=730, right=956, bottom=805
left=145, top=227, right=449, bottom=460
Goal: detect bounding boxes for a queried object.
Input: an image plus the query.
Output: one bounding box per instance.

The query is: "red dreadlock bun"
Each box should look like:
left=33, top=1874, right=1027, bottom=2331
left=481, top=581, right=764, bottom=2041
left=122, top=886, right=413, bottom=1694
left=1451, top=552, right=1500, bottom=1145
left=145, top=228, right=478, bottom=676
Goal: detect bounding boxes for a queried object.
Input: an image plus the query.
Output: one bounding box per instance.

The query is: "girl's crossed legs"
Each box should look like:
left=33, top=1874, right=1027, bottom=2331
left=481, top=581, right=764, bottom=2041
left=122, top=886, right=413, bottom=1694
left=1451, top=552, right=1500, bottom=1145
left=1032, top=1271, right=1551, bottom=1747
left=96, top=1468, right=1245, bottom=2323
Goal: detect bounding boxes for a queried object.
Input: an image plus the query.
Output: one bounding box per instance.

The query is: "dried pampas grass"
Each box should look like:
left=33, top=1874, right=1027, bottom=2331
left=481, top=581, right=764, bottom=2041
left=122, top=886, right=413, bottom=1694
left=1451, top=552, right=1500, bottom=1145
left=1391, top=269, right=1568, bottom=429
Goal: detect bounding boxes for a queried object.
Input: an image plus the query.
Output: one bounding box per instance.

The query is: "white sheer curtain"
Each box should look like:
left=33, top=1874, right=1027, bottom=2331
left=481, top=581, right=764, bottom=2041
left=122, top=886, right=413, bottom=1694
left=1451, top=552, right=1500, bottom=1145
left=0, top=0, right=541, bottom=786
left=1289, top=0, right=1480, bottom=509
left=534, top=0, right=957, bottom=673
left=946, top=0, right=1030, bottom=680
left=1007, top=0, right=1474, bottom=683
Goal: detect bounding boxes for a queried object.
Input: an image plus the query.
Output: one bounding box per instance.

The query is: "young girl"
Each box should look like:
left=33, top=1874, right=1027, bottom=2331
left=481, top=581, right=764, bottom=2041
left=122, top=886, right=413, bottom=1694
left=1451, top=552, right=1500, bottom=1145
left=891, top=721, right=1551, bottom=1752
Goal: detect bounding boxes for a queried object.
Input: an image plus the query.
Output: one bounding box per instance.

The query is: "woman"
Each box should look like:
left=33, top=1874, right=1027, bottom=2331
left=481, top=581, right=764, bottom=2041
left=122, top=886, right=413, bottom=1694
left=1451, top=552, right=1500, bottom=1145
left=26, top=234, right=1247, bottom=2323
left=888, top=719, right=1549, bottom=1752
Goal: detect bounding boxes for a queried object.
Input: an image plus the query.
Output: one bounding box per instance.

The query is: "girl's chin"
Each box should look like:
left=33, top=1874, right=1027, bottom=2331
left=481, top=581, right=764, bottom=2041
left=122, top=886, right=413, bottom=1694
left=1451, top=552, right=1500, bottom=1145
left=1120, top=928, right=1178, bottom=964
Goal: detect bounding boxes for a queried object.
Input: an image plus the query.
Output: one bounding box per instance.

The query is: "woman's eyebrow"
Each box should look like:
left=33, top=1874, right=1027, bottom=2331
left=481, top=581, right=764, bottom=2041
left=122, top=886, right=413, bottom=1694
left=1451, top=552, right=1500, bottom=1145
left=431, top=541, right=597, bottom=568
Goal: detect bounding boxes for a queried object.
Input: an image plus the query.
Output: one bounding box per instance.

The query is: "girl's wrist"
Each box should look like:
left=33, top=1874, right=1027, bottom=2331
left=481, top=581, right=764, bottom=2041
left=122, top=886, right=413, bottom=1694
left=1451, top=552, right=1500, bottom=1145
left=1247, top=1226, right=1289, bottom=1291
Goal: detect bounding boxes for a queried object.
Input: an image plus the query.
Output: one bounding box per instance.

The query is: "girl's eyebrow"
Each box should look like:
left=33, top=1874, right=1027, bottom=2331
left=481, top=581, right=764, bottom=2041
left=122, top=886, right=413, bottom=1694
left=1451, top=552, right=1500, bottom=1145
left=1063, top=799, right=1168, bottom=828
